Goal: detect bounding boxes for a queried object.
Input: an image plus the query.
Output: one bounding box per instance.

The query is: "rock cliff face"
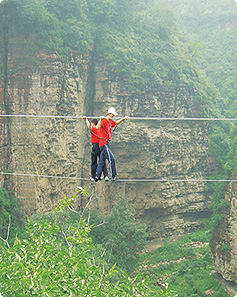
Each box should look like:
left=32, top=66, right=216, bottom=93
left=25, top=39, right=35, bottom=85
left=0, top=37, right=9, bottom=188
left=0, top=36, right=89, bottom=214
left=0, top=86, right=8, bottom=188
left=0, top=32, right=212, bottom=238
left=210, top=173, right=237, bottom=284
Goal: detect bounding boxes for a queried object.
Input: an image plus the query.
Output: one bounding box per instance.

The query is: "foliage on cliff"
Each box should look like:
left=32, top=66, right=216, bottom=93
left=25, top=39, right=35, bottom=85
left=165, top=0, right=237, bottom=114
left=165, top=0, right=237, bottom=171
left=163, top=0, right=237, bottom=236
left=0, top=0, right=209, bottom=95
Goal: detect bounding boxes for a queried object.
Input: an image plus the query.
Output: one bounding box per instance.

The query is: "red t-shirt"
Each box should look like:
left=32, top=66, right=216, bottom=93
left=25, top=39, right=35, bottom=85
left=90, top=126, right=100, bottom=144
left=99, top=119, right=116, bottom=147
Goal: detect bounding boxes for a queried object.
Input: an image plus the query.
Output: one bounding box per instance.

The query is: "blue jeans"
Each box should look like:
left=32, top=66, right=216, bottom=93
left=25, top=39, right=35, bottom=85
left=91, top=143, right=108, bottom=178
left=96, top=142, right=117, bottom=178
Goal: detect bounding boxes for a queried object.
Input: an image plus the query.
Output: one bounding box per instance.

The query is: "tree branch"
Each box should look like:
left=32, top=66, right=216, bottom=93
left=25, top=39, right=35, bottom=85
left=87, top=208, right=90, bottom=225
left=79, top=193, right=95, bottom=224
left=0, top=215, right=11, bottom=248
left=91, top=221, right=105, bottom=229
left=68, top=206, right=81, bottom=215
left=99, top=264, right=105, bottom=288
left=62, top=230, right=72, bottom=256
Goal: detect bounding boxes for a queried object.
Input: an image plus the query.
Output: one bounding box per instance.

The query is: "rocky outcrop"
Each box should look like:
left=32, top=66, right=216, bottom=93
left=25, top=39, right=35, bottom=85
left=0, top=31, right=212, bottom=238
left=210, top=173, right=237, bottom=283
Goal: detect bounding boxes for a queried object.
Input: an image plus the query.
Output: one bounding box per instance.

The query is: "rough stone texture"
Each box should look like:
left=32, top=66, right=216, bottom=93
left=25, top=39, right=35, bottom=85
left=1, top=36, right=90, bottom=214
left=80, top=53, right=212, bottom=239
left=1, top=33, right=212, bottom=239
left=0, top=85, right=8, bottom=188
left=210, top=173, right=237, bottom=283
left=0, top=42, right=9, bottom=188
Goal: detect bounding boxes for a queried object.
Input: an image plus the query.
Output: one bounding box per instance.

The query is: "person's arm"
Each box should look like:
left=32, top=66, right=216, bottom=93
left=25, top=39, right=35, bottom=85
left=116, top=116, right=129, bottom=125
left=96, top=116, right=105, bottom=129
left=82, top=116, right=90, bottom=129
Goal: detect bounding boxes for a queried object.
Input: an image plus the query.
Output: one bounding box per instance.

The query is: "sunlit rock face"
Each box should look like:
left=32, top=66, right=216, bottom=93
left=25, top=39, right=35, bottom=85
left=210, top=174, right=237, bottom=284
left=0, top=34, right=212, bottom=238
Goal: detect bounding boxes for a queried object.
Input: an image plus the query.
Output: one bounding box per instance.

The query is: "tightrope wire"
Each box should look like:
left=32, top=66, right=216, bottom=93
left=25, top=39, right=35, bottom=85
left=0, top=114, right=237, bottom=121
left=1, top=172, right=236, bottom=182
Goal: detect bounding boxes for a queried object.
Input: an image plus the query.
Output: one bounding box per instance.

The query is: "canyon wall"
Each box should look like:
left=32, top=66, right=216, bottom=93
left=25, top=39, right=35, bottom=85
left=0, top=36, right=89, bottom=214
left=0, top=32, right=212, bottom=239
left=210, top=173, right=237, bottom=283
left=0, top=30, right=9, bottom=188
left=0, top=86, right=8, bottom=188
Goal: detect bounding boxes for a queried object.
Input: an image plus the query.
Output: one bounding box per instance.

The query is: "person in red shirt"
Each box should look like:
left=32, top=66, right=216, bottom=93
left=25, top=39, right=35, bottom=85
left=83, top=116, right=109, bottom=181
left=95, top=107, right=128, bottom=181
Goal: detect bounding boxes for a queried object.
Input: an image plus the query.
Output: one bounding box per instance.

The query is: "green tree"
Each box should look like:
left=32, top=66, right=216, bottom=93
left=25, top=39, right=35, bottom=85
left=91, top=198, right=148, bottom=272
left=0, top=190, right=158, bottom=296
left=31, top=193, right=148, bottom=274
left=0, top=186, right=25, bottom=246
left=0, top=219, right=151, bottom=296
left=224, top=126, right=237, bottom=173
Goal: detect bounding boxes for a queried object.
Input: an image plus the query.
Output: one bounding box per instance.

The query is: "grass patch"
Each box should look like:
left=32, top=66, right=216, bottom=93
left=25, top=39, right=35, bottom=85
left=139, top=228, right=230, bottom=296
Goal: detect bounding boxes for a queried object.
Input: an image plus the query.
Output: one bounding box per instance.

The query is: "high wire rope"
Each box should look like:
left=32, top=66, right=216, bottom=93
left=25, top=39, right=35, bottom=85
left=0, top=114, right=237, bottom=121
left=1, top=114, right=236, bottom=183
left=0, top=172, right=236, bottom=182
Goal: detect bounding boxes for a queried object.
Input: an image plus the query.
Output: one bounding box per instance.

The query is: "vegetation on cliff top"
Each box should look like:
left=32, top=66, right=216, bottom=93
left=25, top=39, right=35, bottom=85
left=0, top=0, right=210, bottom=95
left=165, top=0, right=237, bottom=115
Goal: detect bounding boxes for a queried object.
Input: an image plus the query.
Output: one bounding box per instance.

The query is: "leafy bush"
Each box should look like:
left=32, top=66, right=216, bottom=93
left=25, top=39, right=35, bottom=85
left=0, top=219, right=155, bottom=296
left=90, top=198, right=148, bottom=272
left=31, top=196, right=148, bottom=273
left=0, top=191, right=158, bottom=296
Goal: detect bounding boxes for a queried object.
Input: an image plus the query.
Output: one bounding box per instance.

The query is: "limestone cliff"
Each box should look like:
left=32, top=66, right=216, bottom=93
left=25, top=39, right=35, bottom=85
left=210, top=173, right=237, bottom=283
left=0, top=31, right=212, bottom=239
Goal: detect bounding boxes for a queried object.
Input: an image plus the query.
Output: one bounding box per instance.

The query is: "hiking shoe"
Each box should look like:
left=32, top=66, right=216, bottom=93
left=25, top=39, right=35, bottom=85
left=111, top=176, right=116, bottom=181
left=104, top=176, right=109, bottom=181
left=95, top=176, right=99, bottom=182
left=89, top=177, right=95, bottom=181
